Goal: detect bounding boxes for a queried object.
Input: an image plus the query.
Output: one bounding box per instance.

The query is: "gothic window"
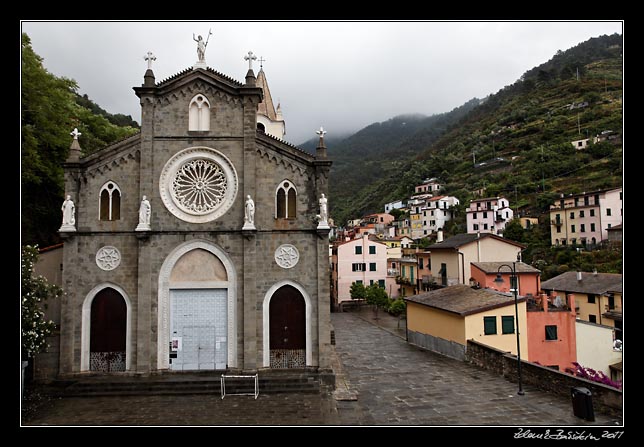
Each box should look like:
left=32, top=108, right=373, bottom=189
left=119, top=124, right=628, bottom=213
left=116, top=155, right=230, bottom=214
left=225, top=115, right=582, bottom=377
left=188, top=94, right=211, bottom=131
left=99, top=181, right=121, bottom=221
left=275, top=180, right=297, bottom=219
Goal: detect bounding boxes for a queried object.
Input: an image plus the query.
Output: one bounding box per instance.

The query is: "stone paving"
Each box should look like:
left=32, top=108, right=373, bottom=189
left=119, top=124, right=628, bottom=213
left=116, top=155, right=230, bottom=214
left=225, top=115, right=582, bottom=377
left=332, top=311, right=621, bottom=426
left=21, top=308, right=622, bottom=427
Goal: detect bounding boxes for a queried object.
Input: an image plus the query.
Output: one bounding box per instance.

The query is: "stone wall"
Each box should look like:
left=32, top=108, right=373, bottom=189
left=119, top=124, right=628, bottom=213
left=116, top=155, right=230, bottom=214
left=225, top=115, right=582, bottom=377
left=465, top=340, right=622, bottom=417
left=407, top=330, right=466, bottom=361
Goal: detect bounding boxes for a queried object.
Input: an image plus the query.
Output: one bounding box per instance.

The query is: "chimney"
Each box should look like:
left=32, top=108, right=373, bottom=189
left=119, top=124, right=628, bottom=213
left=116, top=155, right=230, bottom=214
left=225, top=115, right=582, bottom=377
left=437, top=229, right=444, bottom=243
left=593, top=269, right=598, bottom=276
left=541, top=293, right=549, bottom=312
left=577, top=271, right=582, bottom=281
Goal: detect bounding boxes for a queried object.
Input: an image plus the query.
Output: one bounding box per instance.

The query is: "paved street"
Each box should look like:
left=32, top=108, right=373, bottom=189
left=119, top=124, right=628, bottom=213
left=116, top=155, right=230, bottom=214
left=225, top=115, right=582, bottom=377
left=332, top=311, right=621, bottom=426
left=22, top=310, right=621, bottom=427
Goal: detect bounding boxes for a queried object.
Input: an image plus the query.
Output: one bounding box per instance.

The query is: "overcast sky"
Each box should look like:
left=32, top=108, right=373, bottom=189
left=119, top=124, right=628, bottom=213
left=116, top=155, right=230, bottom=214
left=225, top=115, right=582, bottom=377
left=21, top=21, right=622, bottom=145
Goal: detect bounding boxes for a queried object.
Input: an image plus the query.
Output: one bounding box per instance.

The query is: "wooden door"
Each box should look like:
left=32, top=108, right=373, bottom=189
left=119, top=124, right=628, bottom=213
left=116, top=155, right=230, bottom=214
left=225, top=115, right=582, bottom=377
left=90, top=288, right=126, bottom=371
left=270, top=285, right=305, bottom=351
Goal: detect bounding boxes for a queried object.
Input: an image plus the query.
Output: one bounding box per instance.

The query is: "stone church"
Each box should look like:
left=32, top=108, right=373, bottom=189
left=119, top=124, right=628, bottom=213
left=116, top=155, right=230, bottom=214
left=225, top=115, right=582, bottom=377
left=57, top=45, right=332, bottom=376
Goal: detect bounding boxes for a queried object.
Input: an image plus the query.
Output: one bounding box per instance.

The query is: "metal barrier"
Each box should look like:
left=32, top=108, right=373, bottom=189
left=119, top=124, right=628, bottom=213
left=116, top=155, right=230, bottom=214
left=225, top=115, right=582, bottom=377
left=220, top=374, right=259, bottom=399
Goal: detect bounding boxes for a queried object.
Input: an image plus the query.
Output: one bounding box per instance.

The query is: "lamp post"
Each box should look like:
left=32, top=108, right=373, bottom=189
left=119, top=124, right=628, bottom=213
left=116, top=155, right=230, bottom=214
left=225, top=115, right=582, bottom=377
left=494, top=261, right=525, bottom=396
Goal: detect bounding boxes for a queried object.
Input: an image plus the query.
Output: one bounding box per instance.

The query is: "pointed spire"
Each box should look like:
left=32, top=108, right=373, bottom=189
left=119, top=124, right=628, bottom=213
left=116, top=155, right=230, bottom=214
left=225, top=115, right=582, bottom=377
left=256, top=68, right=277, bottom=120
left=67, top=128, right=82, bottom=162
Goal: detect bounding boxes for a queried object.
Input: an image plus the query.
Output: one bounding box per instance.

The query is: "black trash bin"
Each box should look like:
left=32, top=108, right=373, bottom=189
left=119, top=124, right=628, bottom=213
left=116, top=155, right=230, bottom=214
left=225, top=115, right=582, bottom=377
left=571, top=387, right=595, bottom=421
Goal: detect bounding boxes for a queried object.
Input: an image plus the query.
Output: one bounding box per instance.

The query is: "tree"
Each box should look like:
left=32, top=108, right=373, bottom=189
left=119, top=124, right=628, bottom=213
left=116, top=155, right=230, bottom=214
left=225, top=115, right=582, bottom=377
left=349, top=281, right=367, bottom=302
left=366, top=283, right=389, bottom=320
left=21, top=33, right=139, bottom=247
left=21, top=245, right=62, bottom=358
left=502, top=219, right=525, bottom=243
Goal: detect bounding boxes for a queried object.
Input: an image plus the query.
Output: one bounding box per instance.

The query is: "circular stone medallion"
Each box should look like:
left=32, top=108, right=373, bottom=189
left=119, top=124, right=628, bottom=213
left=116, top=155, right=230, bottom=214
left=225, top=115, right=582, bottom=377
left=274, top=244, right=300, bottom=269
left=96, top=246, right=121, bottom=271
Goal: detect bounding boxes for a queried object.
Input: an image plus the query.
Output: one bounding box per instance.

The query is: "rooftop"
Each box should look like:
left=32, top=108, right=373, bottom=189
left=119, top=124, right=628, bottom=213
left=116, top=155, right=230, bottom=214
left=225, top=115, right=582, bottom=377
left=427, top=233, right=525, bottom=250
left=404, top=285, right=525, bottom=316
left=471, top=262, right=540, bottom=274
left=541, top=271, right=622, bottom=295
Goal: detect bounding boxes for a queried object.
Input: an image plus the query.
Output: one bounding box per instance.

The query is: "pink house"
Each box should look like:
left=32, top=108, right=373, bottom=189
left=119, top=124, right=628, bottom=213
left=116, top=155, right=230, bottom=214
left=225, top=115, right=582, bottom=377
left=331, top=234, right=388, bottom=310
left=470, top=262, right=541, bottom=297
left=526, top=292, right=577, bottom=371
left=466, top=197, right=514, bottom=236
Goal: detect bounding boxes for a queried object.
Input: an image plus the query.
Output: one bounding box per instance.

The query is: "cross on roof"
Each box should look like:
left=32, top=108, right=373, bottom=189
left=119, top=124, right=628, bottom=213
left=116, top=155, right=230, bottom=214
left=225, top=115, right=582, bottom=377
left=144, top=51, right=157, bottom=69
left=258, top=56, right=266, bottom=69
left=244, top=51, right=257, bottom=70
left=70, top=128, right=82, bottom=140
left=316, top=127, right=327, bottom=138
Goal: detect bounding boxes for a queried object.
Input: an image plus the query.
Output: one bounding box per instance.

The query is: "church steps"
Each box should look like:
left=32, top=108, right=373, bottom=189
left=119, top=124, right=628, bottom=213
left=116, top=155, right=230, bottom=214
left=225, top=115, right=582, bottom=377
left=58, top=372, right=322, bottom=397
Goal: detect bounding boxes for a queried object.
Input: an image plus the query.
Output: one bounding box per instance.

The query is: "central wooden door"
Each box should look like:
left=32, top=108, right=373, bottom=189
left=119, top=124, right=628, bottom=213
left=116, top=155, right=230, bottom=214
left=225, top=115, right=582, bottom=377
left=269, top=285, right=305, bottom=368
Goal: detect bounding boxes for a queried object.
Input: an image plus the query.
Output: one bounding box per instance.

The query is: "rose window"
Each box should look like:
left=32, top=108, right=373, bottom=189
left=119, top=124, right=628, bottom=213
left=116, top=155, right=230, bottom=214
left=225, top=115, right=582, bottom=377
left=160, top=147, right=238, bottom=223
left=171, top=159, right=227, bottom=214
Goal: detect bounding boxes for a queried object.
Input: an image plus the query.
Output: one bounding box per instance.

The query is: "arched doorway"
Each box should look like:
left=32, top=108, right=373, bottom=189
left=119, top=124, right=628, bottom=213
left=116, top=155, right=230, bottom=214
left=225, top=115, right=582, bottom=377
left=269, top=285, right=306, bottom=368
left=157, top=240, right=237, bottom=371
left=89, top=287, right=127, bottom=372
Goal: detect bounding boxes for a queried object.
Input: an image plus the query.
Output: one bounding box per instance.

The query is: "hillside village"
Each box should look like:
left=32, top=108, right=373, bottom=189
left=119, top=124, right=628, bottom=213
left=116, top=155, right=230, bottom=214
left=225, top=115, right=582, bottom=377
left=22, top=27, right=622, bottom=425
left=330, top=175, right=622, bottom=385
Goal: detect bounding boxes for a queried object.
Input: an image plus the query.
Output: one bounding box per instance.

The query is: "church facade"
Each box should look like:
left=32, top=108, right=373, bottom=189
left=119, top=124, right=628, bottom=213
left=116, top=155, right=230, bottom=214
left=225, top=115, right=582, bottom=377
left=57, top=52, right=332, bottom=376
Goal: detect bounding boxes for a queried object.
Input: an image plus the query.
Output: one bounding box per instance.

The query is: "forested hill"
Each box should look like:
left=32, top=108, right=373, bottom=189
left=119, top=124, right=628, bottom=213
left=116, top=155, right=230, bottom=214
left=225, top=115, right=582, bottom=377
left=324, top=33, right=622, bottom=225
left=21, top=33, right=140, bottom=247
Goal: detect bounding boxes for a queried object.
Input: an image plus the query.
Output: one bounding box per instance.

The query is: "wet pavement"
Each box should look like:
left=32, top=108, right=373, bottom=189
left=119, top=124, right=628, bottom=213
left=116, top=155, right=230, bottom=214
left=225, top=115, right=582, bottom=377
left=21, top=308, right=622, bottom=427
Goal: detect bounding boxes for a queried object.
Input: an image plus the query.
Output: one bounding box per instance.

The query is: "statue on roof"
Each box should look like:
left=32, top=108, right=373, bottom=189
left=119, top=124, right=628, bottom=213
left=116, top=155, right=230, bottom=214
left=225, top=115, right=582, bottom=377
left=193, top=29, right=212, bottom=63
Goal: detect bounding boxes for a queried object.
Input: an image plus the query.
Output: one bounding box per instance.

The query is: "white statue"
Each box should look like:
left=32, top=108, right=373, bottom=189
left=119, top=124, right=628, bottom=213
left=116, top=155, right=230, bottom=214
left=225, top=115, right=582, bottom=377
left=136, top=195, right=152, bottom=231
left=319, top=194, right=328, bottom=222
left=59, top=195, right=76, bottom=232
left=242, top=195, right=256, bottom=230
left=193, top=29, right=212, bottom=63
left=317, top=193, right=330, bottom=230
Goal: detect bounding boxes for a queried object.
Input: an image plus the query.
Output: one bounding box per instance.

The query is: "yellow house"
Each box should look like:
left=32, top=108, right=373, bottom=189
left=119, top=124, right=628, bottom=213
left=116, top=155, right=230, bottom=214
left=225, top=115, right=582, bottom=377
left=405, top=284, right=528, bottom=360
left=541, top=271, right=622, bottom=336
left=427, top=233, right=525, bottom=287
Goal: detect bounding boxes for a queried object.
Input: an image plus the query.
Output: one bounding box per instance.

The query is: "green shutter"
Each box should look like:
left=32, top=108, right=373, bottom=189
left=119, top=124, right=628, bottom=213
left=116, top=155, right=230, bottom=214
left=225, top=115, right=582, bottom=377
left=484, top=316, right=497, bottom=335
left=369, top=246, right=376, bottom=254
left=501, top=316, right=515, bottom=334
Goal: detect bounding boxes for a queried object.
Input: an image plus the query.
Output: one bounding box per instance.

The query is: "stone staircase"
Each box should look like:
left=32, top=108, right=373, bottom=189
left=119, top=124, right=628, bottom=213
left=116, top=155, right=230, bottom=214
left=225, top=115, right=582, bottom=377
left=57, top=371, right=323, bottom=397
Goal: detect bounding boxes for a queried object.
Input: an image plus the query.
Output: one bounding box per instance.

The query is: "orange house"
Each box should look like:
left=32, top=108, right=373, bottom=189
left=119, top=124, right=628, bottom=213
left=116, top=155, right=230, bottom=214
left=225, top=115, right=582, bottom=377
left=470, top=261, right=541, bottom=296
left=525, top=292, right=577, bottom=371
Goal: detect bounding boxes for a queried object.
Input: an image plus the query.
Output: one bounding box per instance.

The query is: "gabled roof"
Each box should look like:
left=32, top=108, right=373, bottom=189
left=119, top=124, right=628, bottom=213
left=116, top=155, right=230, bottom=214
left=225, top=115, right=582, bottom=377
left=541, top=271, right=622, bottom=295
left=156, top=66, right=243, bottom=88
left=427, top=233, right=525, bottom=250
left=404, top=284, right=525, bottom=316
left=471, top=262, right=540, bottom=274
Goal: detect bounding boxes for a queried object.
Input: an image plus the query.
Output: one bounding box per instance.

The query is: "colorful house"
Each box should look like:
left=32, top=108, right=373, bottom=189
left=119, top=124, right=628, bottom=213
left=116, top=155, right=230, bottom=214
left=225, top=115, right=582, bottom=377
left=416, top=250, right=432, bottom=292
left=404, top=285, right=527, bottom=360
left=331, top=234, right=388, bottom=309
left=396, top=256, right=418, bottom=297
left=470, top=261, right=541, bottom=296
left=466, top=197, right=514, bottom=236
left=548, top=188, right=622, bottom=247
left=525, top=292, right=577, bottom=372
left=575, top=319, right=622, bottom=380
left=427, top=233, right=525, bottom=287
left=541, top=271, right=622, bottom=336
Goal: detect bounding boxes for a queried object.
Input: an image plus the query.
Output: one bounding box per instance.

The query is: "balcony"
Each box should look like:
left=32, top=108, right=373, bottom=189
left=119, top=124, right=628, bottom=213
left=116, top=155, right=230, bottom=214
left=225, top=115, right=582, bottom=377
left=387, top=269, right=400, bottom=276
left=395, top=276, right=412, bottom=286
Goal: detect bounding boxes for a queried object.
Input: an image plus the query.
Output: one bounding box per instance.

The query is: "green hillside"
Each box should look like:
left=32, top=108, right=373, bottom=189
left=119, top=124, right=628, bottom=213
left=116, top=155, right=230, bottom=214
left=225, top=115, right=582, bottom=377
left=328, top=33, right=622, bottom=225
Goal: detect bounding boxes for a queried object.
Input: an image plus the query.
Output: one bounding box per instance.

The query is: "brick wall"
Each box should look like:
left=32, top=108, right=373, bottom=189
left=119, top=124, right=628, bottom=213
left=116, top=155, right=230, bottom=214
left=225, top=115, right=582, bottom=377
left=465, top=340, right=622, bottom=417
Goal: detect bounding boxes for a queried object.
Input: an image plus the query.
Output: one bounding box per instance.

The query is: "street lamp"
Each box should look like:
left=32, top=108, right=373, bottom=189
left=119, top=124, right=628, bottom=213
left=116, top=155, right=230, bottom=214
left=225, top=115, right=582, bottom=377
left=494, top=261, right=525, bottom=396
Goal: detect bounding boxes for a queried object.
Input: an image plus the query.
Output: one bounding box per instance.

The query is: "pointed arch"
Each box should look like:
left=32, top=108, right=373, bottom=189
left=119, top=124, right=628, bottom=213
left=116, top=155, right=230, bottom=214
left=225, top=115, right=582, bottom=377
left=188, top=94, right=211, bottom=131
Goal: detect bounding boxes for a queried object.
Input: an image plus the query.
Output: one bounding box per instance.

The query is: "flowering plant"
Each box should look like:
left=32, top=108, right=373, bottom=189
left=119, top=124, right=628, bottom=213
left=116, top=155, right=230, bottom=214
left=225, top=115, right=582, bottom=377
left=21, top=245, right=62, bottom=358
left=565, top=362, right=622, bottom=390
